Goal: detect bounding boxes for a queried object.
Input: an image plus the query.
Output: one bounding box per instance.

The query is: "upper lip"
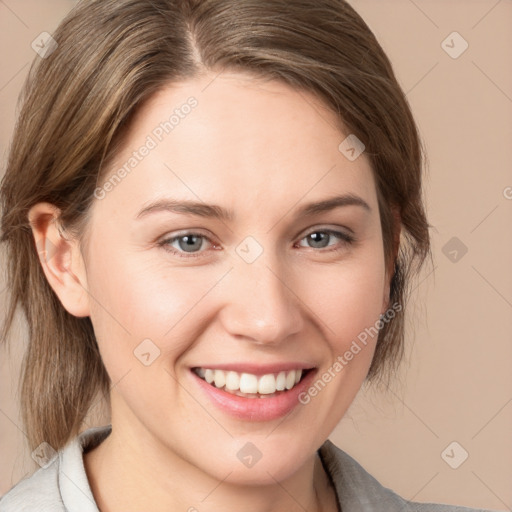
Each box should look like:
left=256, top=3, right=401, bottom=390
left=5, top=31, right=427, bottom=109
left=191, top=362, right=316, bottom=376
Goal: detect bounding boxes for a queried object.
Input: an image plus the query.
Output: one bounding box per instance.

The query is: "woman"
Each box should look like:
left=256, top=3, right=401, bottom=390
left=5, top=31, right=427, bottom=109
left=0, top=0, right=497, bottom=510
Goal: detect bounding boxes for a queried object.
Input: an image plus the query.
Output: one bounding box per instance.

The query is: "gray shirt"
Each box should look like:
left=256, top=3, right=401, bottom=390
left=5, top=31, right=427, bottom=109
left=0, top=425, right=495, bottom=511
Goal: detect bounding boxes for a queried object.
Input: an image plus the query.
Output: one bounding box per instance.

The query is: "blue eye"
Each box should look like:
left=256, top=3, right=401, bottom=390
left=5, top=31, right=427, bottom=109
left=298, top=229, right=355, bottom=250
left=158, top=228, right=355, bottom=259
left=158, top=232, right=214, bottom=258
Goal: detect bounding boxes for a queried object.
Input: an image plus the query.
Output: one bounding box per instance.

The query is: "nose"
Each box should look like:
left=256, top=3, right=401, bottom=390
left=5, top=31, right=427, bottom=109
left=219, top=251, right=304, bottom=346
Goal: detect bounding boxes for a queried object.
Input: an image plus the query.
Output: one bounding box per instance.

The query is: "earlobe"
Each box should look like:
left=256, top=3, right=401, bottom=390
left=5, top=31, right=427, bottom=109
left=28, top=202, right=90, bottom=318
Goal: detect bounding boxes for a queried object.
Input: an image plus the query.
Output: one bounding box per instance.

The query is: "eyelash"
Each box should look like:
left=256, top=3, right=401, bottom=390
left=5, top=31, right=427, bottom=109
left=157, top=228, right=356, bottom=259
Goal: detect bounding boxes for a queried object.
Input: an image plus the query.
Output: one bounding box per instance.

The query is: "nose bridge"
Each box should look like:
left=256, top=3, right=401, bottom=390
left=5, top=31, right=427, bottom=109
left=221, top=243, right=303, bottom=344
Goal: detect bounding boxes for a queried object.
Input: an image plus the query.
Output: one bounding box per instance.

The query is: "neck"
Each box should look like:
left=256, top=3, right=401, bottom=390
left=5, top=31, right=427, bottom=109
left=84, top=422, right=337, bottom=512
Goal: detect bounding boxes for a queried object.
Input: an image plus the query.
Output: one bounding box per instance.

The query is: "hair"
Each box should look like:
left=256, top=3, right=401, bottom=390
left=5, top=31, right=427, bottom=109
left=0, top=0, right=431, bottom=452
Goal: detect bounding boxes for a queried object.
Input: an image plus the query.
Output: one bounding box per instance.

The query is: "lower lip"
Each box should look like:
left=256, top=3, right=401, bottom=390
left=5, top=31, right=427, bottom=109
left=190, top=369, right=317, bottom=421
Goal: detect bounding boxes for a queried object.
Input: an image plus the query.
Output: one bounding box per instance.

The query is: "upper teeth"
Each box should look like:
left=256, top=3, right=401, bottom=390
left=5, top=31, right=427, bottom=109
left=195, top=368, right=303, bottom=394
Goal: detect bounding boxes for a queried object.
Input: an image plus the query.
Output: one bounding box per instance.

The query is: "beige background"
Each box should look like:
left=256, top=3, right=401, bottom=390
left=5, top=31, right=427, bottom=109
left=0, top=0, right=511, bottom=509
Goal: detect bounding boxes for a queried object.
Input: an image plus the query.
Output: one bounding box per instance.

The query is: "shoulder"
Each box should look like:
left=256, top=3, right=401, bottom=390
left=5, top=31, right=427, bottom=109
left=0, top=456, right=64, bottom=512
left=318, top=439, right=497, bottom=512
left=0, top=425, right=111, bottom=512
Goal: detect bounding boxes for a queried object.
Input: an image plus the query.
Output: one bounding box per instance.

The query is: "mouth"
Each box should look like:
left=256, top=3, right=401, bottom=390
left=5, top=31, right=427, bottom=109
left=190, top=364, right=318, bottom=421
left=192, top=367, right=313, bottom=399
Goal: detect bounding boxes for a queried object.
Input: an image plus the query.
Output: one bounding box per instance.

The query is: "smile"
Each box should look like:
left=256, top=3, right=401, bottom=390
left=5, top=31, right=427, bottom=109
left=193, top=367, right=308, bottom=398
left=190, top=363, right=318, bottom=421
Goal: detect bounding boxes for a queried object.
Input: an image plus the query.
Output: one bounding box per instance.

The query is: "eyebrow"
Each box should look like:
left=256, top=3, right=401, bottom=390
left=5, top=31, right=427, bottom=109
left=135, top=193, right=371, bottom=222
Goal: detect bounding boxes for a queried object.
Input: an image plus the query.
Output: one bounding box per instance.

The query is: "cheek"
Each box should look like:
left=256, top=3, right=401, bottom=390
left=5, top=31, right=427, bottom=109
left=299, top=249, right=387, bottom=349
left=85, top=250, right=220, bottom=372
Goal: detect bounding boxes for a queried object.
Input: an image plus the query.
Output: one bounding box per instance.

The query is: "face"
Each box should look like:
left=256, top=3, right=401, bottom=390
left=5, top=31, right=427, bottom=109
left=67, top=72, right=391, bottom=483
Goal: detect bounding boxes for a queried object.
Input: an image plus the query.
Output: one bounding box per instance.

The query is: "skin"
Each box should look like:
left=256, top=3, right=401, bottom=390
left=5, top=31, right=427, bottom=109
left=28, top=71, right=397, bottom=512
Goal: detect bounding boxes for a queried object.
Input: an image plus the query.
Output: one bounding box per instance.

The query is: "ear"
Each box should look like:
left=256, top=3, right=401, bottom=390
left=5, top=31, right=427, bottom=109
left=381, top=206, right=401, bottom=315
left=27, top=202, right=90, bottom=317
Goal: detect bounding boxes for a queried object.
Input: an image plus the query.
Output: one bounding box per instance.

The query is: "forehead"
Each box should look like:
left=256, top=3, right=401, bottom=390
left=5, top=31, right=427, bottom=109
left=94, top=71, right=377, bottom=222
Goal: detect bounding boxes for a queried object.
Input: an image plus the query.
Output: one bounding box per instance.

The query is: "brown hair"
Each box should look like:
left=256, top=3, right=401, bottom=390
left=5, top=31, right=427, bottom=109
left=0, top=0, right=431, bottom=452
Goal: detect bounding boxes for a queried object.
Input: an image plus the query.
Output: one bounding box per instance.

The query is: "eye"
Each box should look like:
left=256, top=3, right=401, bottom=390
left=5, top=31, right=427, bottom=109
left=158, top=231, right=217, bottom=258
left=296, top=228, right=355, bottom=252
left=158, top=227, right=355, bottom=259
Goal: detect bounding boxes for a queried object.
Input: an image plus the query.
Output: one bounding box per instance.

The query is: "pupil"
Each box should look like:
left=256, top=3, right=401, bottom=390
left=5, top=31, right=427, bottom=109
left=180, top=235, right=201, bottom=252
left=310, top=232, right=328, bottom=248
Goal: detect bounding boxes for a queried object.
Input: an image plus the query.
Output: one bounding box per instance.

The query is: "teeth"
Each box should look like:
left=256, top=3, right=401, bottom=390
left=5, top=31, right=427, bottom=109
left=225, top=371, right=240, bottom=391
left=276, top=371, right=286, bottom=391
left=204, top=369, right=215, bottom=384
left=195, top=368, right=304, bottom=395
left=240, top=373, right=258, bottom=394
left=214, top=369, right=226, bottom=388
left=258, top=374, right=276, bottom=394
left=285, top=371, right=296, bottom=390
